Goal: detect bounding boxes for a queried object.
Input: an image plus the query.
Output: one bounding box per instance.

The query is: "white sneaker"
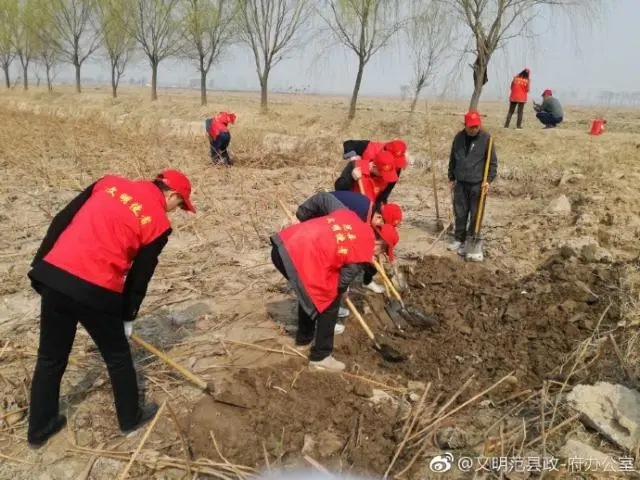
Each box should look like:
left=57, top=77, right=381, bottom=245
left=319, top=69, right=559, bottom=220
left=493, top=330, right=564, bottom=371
left=365, top=281, right=386, bottom=294
left=457, top=244, right=467, bottom=257
left=338, top=307, right=350, bottom=318
left=466, top=251, right=484, bottom=262
left=447, top=240, right=462, bottom=251
left=310, top=355, right=345, bottom=372
left=334, top=323, right=345, bottom=335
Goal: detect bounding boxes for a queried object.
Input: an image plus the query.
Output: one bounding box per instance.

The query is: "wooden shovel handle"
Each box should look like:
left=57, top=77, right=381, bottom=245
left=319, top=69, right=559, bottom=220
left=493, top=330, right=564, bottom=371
left=344, top=298, right=376, bottom=342
left=474, top=136, right=493, bottom=234
left=277, top=198, right=296, bottom=223
left=131, top=334, right=208, bottom=391
left=372, top=259, right=404, bottom=306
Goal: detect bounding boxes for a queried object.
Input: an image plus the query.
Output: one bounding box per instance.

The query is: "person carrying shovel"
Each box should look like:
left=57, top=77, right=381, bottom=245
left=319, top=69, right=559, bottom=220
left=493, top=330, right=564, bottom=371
left=270, top=208, right=396, bottom=372
left=26, top=169, right=196, bottom=448
left=447, top=110, right=498, bottom=262
left=207, top=111, right=236, bottom=165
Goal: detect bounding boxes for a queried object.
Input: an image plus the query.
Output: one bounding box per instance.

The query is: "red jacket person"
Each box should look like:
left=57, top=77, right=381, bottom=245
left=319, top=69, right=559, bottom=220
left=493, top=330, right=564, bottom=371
left=207, top=111, right=236, bottom=165
left=334, top=150, right=399, bottom=206
left=26, top=169, right=195, bottom=448
left=270, top=209, right=394, bottom=372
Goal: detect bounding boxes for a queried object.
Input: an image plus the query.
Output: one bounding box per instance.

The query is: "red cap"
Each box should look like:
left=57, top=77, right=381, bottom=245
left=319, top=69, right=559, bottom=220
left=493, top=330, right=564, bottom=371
left=542, top=89, right=552, bottom=96
left=376, top=224, right=399, bottom=261
left=156, top=169, right=196, bottom=213
left=227, top=112, right=236, bottom=124
left=384, top=140, right=407, bottom=169
left=381, top=203, right=403, bottom=227
left=372, top=151, right=399, bottom=183
left=464, top=110, right=482, bottom=128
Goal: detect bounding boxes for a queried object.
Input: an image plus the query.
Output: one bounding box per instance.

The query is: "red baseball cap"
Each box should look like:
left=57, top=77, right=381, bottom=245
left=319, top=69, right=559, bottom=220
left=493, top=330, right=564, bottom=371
left=156, top=169, right=196, bottom=213
left=542, top=89, right=552, bottom=96
left=227, top=112, right=237, bottom=124
left=464, top=110, right=482, bottom=128
left=372, top=151, right=399, bottom=183
left=376, top=224, right=399, bottom=261
left=381, top=203, right=403, bottom=226
left=384, top=140, right=407, bottom=169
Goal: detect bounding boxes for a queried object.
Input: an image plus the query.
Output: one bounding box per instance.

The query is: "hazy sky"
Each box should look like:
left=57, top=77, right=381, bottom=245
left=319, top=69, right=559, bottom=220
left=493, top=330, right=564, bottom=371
left=19, top=0, right=640, bottom=104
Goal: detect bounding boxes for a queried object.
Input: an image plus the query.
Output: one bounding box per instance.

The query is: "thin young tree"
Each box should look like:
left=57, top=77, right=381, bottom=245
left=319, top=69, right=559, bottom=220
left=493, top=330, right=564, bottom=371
left=0, top=0, right=16, bottom=88
left=10, top=0, right=39, bottom=90
left=448, top=0, right=601, bottom=110
left=129, top=0, right=182, bottom=100
left=237, top=0, right=312, bottom=113
left=181, top=0, right=237, bottom=106
left=96, top=0, right=135, bottom=98
left=319, top=0, right=404, bottom=120
left=405, top=0, right=457, bottom=113
left=47, top=0, right=101, bottom=93
left=32, top=0, right=60, bottom=92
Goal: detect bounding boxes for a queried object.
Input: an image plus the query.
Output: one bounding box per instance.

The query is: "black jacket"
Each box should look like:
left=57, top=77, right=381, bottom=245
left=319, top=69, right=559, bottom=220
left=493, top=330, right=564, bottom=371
left=448, top=129, right=498, bottom=184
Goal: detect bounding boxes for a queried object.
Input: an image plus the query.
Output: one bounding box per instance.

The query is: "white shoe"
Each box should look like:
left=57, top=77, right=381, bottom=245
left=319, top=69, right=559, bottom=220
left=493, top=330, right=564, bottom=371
left=334, top=323, right=345, bottom=335
left=466, top=251, right=484, bottom=262
left=447, top=240, right=462, bottom=251
left=310, top=355, right=345, bottom=372
left=338, top=307, right=350, bottom=318
left=457, top=244, right=467, bottom=257
left=365, top=281, right=386, bottom=294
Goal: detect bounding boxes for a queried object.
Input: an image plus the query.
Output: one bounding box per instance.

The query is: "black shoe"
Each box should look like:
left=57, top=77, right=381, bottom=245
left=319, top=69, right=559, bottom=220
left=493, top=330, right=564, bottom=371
left=28, top=415, right=67, bottom=449
left=121, top=403, right=159, bottom=435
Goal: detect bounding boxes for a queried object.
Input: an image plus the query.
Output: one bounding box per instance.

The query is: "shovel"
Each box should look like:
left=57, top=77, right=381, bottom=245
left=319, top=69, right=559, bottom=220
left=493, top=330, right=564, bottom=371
left=130, top=334, right=249, bottom=409
left=344, top=298, right=406, bottom=362
left=466, top=136, right=493, bottom=260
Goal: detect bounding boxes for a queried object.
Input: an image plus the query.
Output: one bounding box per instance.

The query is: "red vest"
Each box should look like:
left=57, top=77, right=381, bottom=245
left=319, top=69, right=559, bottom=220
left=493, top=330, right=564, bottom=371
left=349, top=158, right=389, bottom=203
left=509, top=77, right=529, bottom=102
left=208, top=115, right=229, bottom=137
left=44, top=175, right=171, bottom=293
left=278, top=209, right=375, bottom=313
left=361, top=141, right=384, bottom=163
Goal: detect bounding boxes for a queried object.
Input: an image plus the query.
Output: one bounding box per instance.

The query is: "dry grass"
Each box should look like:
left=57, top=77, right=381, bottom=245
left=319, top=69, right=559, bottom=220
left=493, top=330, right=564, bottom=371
left=1, top=85, right=640, bottom=478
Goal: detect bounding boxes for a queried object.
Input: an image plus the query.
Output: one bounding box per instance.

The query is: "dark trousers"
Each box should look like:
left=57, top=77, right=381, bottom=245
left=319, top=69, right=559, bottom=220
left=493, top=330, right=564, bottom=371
left=210, top=131, right=231, bottom=165
left=453, top=181, right=485, bottom=243
left=504, top=101, right=524, bottom=128
left=271, top=246, right=338, bottom=361
left=28, top=287, right=140, bottom=441
left=536, top=112, right=563, bottom=127
left=362, top=263, right=376, bottom=285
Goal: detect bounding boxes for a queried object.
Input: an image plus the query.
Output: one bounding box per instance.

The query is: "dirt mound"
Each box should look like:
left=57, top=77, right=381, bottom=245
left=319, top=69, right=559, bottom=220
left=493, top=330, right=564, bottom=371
left=336, top=255, right=622, bottom=397
left=187, top=359, right=400, bottom=474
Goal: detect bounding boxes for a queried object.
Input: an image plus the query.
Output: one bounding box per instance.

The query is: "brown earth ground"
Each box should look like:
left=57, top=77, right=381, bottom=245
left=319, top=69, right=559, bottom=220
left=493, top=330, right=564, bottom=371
left=1, top=86, right=640, bottom=479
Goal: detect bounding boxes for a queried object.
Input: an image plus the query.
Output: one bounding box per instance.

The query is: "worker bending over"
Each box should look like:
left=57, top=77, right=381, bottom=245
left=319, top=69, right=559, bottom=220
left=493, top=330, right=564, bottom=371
left=334, top=150, right=398, bottom=206
left=207, top=111, right=236, bottom=165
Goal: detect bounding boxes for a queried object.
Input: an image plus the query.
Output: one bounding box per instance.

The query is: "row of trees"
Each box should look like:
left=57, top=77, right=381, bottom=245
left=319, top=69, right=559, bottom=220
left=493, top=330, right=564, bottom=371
left=0, top=0, right=600, bottom=117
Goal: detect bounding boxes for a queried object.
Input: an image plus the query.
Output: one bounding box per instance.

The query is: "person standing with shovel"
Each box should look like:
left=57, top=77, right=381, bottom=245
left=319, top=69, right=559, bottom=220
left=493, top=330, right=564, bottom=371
left=447, top=111, right=498, bottom=262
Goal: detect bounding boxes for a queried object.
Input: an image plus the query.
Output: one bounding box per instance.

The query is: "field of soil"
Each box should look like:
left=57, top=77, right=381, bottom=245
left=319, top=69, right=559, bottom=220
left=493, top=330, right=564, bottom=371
left=1, top=86, right=640, bottom=479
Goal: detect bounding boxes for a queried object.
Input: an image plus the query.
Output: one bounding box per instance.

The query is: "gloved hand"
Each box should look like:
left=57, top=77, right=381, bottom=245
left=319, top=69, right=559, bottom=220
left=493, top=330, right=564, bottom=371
left=124, top=321, right=133, bottom=339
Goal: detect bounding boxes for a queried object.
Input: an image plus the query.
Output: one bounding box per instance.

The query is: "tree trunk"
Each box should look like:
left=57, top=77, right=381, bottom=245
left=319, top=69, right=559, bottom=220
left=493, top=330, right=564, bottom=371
left=151, top=60, right=158, bottom=101
left=2, top=65, right=9, bottom=88
left=348, top=57, right=366, bottom=120
left=259, top=72, right=269, bottom=113
left=23, top=64, right=28, bottom=90
left=111, top=63, right=118, bottom=98
left=46, top=64, right=53, bottom=92
left=75, top=63, right=81, bottom=93
left=200, top=57, right=207, bottom=106
left=469, top=56, right=488, bottom=110
left=410, top=85, right=424, bottom=113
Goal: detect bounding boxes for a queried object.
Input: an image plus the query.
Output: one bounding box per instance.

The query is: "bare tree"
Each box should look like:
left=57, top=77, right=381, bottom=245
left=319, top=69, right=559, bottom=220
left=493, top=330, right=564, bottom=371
left=0, top=0, right=16, bottom=88
left=47, top=0, right=101, bottom=93
left=32, top=0, right=61, bottom=92
left=319, top=0, right=404, bottom=120
left=181, top=0, right=237, bottom=105
left=405, top=0, right=457, bottom=113
left=237, top=0, right=312, bottom=113
left=129, top=0, right=181, bottom=100
left=449, top=0, right=600, bottom=110
left=96, top=0, right=135, bottom=98
left=10, top=0, right=38, bottom=89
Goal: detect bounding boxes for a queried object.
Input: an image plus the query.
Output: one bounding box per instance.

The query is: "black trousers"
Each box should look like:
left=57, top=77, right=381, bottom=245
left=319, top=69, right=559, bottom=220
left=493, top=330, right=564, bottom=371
left=453, top=181, right=485, bottom=243
left=362, top=263, right=376, bottom=285
left=271, top=246, right=338, bottom=361
left=504, top=101, right=524, bottom=128
left=210, top=132, right=231, bottom=165
left=28, top=287, right=140, bottom=441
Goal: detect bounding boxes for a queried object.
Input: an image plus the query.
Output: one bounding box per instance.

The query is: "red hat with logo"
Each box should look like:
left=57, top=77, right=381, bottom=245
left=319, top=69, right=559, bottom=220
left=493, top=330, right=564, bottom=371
left=156, top=169, right=196, bottom=213
left=381, top=203, right=403, bottom=226
left=542, top=89, right=552, bottom=96
left=376, top=224, right=399, bottom=261
left=372, top=150, right=399, bottom=183
left=464, top=110, right=482, bottom=128
left=384, top=140, right=407, bottom=169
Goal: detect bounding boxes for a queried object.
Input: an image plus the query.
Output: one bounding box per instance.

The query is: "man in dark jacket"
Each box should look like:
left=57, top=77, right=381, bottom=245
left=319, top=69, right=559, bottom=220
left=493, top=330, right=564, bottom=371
left=447, top=111, right=498, bottom=261
left=26, top=170, right=195, bottom=448
left=533, top=90, right=563, bottom=128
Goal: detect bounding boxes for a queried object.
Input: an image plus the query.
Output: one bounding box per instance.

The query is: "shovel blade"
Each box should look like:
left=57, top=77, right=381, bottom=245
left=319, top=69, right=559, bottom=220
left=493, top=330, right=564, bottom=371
left=400, top=306, right=439, bottom=328
left=385, top=300, right=409, bottom=330
left=375, top=342, right=407, bottom=362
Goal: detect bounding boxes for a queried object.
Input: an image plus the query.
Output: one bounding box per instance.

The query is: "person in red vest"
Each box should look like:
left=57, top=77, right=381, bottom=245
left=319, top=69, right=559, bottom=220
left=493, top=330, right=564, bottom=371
left=334, top=150, right=398, bottom=207
left=342, top=139, right=407, bottom=206
left=504, top=68, right=530, bottom=129
left=270, top=209, right=397, bottom=372
left=26, top=170, right=195, bottom=448
left=207, top=111, right=236, bottom=165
